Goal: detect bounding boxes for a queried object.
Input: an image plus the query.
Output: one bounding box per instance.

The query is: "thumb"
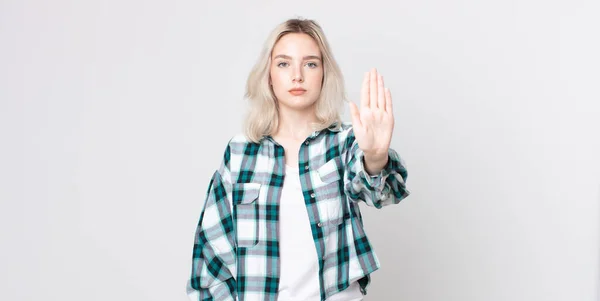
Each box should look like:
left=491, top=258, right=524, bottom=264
left=348, top=101, right=362, bottom=128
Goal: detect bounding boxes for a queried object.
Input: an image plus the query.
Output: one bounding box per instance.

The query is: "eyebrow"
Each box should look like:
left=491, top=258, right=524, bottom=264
left=272, top=54, right=322, bottom=61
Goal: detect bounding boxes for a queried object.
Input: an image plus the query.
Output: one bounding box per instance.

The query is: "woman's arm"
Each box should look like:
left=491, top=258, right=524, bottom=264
left=186, top=145, right=237, bottom=301
left=343, top=131, right=410, bottom=208
left=344, top=69, right=410, bottom=208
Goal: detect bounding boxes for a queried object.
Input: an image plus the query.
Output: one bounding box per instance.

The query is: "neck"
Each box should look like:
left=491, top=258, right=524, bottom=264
left=273, top=105, right=318, bottom=141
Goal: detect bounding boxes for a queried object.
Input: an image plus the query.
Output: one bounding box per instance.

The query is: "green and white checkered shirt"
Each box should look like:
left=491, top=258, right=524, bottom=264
left=187, top=122, right=410, bottom=301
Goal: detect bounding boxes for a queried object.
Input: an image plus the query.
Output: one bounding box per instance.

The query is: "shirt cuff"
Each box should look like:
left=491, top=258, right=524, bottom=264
left=357, top=150, right=392, bottom=189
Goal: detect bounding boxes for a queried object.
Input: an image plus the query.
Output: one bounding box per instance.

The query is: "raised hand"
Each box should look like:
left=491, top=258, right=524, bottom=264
left=348, top=68, right=395, bottom=167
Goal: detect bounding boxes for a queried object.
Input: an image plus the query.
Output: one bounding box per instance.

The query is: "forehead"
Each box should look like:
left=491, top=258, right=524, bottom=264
left=272, top=33, right=321, bottom=57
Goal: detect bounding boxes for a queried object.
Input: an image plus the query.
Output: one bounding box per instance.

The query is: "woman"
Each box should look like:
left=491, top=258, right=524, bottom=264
left=187, top=18, right=410, bottom=301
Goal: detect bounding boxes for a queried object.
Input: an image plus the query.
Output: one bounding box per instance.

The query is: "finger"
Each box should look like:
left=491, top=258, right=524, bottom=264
left=377, top=74, right=385, bottom=110
left=369, top=68, right=378, bottom=109
left=385, top=87, right=393, bottom=114
left=360, top=72, right=369, bottom=109
left=348, top=101, right=363, bottom=128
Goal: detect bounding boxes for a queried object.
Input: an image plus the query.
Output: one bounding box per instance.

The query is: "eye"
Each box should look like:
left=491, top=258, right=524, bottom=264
left=277, top=61, right=289, bottom=67
left=306, top=62, right=319, bottom=68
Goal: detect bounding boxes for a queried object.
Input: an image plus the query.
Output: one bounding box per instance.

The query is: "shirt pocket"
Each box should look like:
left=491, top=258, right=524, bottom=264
left=316, top=158, right=345, bottom=228
left=231, top=182, right=261, bottom=248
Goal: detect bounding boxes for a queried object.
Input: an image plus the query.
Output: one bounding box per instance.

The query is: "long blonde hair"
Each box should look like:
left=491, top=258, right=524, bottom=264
left=243, top=18, right=346, bottom=143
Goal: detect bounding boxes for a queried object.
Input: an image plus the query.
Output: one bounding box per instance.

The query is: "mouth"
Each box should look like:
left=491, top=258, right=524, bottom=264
left=289, top=89, right=306, bottom=96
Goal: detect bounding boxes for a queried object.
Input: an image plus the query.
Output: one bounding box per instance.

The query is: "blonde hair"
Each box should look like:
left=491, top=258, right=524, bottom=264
left=243, top=18, right=346, bottom=143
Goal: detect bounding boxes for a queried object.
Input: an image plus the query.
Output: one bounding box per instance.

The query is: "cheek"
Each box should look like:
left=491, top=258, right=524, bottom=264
left=269, top=69, right=284, bottom=90
left=310, top=72, right=324, bottom=90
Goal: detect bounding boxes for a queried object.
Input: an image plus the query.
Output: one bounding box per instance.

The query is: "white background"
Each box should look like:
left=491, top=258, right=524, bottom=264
left=1, top=0, right=599, bottom=300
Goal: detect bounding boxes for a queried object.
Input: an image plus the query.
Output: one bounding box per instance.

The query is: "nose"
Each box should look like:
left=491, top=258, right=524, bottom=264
left=292, top=65, right=304, bottom=83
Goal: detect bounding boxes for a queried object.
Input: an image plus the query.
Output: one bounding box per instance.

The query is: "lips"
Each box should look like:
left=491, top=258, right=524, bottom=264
left=289, top=88, right=306, bottom=96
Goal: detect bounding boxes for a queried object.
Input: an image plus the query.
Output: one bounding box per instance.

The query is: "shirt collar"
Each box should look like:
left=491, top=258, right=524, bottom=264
left=309, top=122, right=342, bottom=138
left=263, top=122, right=342, bottom=144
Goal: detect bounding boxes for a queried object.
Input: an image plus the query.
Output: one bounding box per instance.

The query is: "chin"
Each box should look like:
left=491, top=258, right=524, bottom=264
left=279, top=99, right=318, bottom=111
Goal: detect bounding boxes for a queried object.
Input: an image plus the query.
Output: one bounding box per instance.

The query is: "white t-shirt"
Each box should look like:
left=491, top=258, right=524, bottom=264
left=277, top=163, right=363, bottom=301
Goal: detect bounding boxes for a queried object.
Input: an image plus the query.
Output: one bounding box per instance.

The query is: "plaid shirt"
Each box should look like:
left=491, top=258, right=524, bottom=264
left=187, top=122, right=410, bottom=301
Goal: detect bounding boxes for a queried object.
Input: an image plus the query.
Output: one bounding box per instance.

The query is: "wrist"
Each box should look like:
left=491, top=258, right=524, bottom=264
left=363, top=152, right=389, bottom=176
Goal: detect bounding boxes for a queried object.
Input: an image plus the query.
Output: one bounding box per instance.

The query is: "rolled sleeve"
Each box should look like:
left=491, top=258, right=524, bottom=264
left=344, top=131, right=410, bottom=208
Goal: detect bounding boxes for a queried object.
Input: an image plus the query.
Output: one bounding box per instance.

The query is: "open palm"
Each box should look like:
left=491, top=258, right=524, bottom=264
left=348, top=68, right=395, bottom=159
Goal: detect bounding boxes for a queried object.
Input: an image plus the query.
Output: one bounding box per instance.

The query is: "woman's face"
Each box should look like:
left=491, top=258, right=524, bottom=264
left=269, top=33, right=324, bottom=112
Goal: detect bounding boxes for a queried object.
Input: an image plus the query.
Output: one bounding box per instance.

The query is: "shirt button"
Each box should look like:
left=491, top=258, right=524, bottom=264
left=304, top=165, right=309, bottom=171
left=317, top=222, right=323, bottom=227
left=310, top=193, right=315, bottom=198
left=304, top=141, right=309, bottom=145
